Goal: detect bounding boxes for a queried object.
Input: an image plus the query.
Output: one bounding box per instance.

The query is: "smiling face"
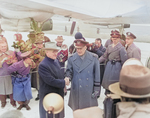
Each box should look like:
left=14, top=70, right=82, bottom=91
left=0, top=42, right=8, bottom=53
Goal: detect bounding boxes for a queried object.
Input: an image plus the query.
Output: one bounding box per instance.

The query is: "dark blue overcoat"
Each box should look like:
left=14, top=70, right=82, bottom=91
left=38, top=56, right=65, bottom=118
left=65, top=51, right=100, bottom=111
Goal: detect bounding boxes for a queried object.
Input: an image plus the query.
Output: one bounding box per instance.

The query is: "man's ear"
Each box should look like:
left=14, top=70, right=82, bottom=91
left=85, top=46, right=87, bottom=50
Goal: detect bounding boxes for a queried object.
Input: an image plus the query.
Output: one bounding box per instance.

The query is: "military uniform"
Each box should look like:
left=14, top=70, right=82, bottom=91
left=126, top=43, right=141, bottom=61
left=65, top=51, right=100, bottom=111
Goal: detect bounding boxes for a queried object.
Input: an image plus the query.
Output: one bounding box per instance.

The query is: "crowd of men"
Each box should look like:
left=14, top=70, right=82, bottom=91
left=1, top=29, right=149, bottom=118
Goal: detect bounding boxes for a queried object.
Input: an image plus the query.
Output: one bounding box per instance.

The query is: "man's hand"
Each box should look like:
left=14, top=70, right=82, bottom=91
left=92, top=91, right=99, bottom=98
left=64, top=77, right=70, bottom=86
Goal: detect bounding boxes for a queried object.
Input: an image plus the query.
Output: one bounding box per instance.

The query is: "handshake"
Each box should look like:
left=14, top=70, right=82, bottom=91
left=64, top=77, right=70, bottom=86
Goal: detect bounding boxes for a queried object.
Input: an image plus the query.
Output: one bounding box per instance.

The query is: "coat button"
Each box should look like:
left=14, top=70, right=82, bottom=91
left=80, top=85, right=82, bottom=88
left=86, top=85, right=88, bottom=87
left=87, top=78, right=88, bottom=80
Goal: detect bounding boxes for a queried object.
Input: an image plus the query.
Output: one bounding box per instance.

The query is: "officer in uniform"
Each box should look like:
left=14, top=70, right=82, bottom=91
left=125, top=32, right=141, bottom=60
left=65, top=37, right=101, bottom=111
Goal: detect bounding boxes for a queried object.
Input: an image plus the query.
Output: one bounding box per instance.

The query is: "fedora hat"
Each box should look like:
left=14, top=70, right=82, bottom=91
left=43, top=42, right=60, bottom=50
left=55, top=36, right=64, bottom=43
left=109, top=65, right=150, bottom=98
left=122, top=58, right=143, bottom=68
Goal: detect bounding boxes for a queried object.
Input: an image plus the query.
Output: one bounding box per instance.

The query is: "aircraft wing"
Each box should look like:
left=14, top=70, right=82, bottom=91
left=30, top=0, right=150, bottom=24
left=0, top=0, right=150, bottom=34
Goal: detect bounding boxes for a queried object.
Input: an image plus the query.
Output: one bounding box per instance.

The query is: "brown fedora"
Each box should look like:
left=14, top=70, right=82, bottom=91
left=55, top=36, right=64, bottom=43
left=43, top=42, right=60, bottom=50
left=122, top=58, right=143, bottom=68
left=109, top=65, right=150, bottom=98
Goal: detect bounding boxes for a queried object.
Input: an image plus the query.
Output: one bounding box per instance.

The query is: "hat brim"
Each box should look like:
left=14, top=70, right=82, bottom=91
left=55, top=39, right=64, bottom=43
left=43, top=47, right=60, bottom=50
left=20, top=51, right=31, bottom=58
left=109, top=82, right=150, bottom=98
left=74, top=39, right=89, bottom=44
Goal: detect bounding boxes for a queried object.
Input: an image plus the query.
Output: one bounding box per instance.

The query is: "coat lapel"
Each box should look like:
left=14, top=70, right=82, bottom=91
left=127, top=43, right=134, bottom=54
left=73, top=53, right=82, bottom=69
left=109, top=43, right=122, bottom=54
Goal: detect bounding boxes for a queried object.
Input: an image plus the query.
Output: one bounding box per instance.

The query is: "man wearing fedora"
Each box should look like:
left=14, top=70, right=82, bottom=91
left=55, top=36, right=68, bottom=95
left=38, top=42, right=69, bottom=118
left=109, top=65, right=150, bottom=118
left=125, top=32, right=141, bottom=60
left=65, top=37, right=100, bottom=111
left=55, top=36, right=68, bottom=67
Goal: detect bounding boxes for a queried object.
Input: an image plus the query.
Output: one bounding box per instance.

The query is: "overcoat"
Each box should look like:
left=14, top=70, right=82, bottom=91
left=65, top=51, right=100, bottom=111
left=99, top=42, right=127, bottom=90
left=126, top=43, right=141, bottom=60
left=0, top=51, right=17, bottom=95
left=95, top=45, right=106, bottom=58
left=104, top=39, right=112, bottom=48
left=38, top=56, right=65, bottom=118
left=8, top=60, right=32, bottom=101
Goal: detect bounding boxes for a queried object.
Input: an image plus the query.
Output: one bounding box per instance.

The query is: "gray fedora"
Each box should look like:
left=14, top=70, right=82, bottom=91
left=43, top=42, right=60, bottom=50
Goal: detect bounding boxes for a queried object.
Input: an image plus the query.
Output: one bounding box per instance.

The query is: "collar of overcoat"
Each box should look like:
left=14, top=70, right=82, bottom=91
left=127, top=43, right=135, bottom=52
left=72, top=51, right=93, bottom=73
left=109, top=42, right=122, bottom=53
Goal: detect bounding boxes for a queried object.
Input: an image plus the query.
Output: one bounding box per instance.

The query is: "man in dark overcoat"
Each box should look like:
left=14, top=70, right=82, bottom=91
left=65, top=37, right=101, bottom=111
left=38, top=42, right=69, bottom=118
